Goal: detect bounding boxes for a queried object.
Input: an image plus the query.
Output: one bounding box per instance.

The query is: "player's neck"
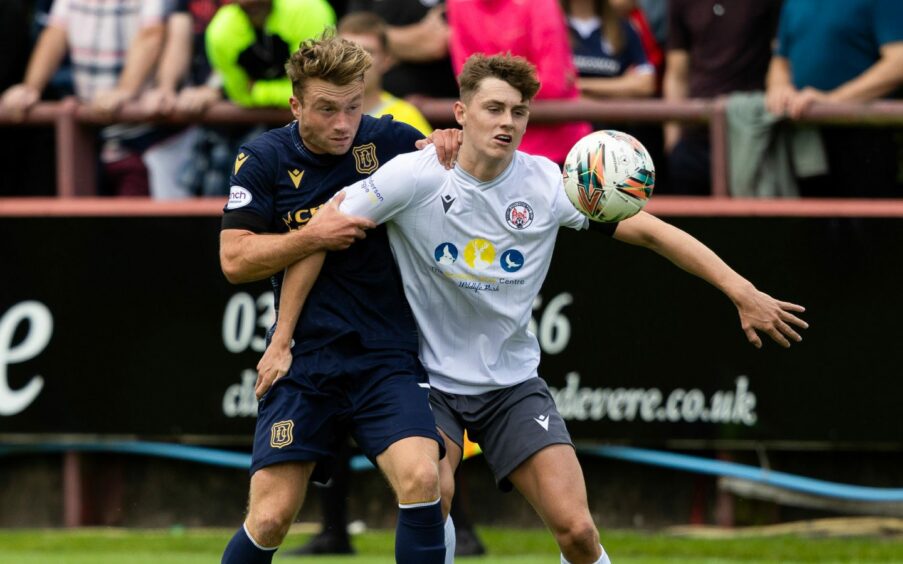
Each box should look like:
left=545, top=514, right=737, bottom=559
left=457, top=145, right=514, bottom=183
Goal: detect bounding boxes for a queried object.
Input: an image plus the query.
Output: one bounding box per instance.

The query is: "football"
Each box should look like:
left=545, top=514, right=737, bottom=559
left=562, top=130, right=655, bottom=223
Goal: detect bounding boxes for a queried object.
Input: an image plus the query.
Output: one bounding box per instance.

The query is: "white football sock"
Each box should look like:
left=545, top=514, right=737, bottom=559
left=561, top=544, right=610, bottom=564
left=444, top=515, right=456, bottom=564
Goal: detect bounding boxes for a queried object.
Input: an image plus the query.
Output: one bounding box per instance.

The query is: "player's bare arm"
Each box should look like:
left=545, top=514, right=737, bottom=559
left=219, top=193, right=375, bottom=283
left=613, top=211, right=809, bottom=348
left=255, top=252, right=326, bottom=399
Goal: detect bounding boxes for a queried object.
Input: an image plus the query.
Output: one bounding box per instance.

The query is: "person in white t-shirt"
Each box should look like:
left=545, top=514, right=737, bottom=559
left=257, top=53, right=808, bottom=564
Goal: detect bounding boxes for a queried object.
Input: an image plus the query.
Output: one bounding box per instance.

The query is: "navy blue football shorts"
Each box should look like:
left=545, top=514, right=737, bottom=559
left=250, top=337, right=444, bottom=484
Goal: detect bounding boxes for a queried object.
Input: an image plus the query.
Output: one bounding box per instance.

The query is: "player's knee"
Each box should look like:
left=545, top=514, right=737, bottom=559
left=246, top=509, right=293, bottom=547
left=396, top=459, right=440, bottom=503
left=555, top=517, right=599, bottom=555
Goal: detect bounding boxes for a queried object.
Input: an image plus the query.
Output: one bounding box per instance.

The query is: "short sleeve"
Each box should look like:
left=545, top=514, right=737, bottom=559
left=221, top=147, right=276, bottom=230
left=775, top=1, right=791, bottom=57
left=623, top=21, right=653, bottom=74
left=666, top=0, right=688, bottom=51
left=339, top=150, right=421, bottom=224
left=140, top=0, right=168, bottom=26
left=875, top=0, right=903, bottom=47
left=548, top=163, right=588, bottom=230
left=48, top=0, right=71, bottom=29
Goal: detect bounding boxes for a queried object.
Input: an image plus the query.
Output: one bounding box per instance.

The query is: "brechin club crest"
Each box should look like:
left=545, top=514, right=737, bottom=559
left=505, top=201, right=534, bottom=229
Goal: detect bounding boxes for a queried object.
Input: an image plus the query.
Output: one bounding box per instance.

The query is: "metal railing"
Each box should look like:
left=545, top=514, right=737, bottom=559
left=2, top=97, right=903, bottom=198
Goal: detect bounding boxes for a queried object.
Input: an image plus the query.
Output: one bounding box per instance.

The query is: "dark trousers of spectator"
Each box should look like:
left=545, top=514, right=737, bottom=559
left=798, top=127, right=900, bottom=198
left=667, top=132, right=712, bottom=196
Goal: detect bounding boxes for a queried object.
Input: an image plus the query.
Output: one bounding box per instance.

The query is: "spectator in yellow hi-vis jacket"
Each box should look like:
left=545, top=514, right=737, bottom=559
left=206, top=0, right=334, bottom=107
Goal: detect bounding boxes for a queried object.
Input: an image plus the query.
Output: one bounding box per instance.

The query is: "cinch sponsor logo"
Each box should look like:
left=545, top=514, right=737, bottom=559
left=226, top=186, right=252, bottom=209
left=282, top=204, right=326, bottom=230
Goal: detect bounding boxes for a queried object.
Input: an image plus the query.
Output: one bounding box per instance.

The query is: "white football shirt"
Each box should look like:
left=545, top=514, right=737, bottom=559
left=340, top=145, right=588, bottom=394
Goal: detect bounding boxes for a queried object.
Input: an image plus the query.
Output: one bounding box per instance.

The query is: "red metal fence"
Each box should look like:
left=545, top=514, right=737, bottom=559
left=2, top=97, right=903, bottom=199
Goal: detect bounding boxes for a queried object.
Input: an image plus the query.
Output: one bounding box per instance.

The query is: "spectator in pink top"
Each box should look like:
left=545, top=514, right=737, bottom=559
left=447, top=0, right=591, bottom=164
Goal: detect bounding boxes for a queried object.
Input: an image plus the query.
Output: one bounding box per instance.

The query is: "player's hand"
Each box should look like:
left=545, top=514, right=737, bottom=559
left=91, top=88, right=134, bottom=119
left=1, top=84, right=41, bottom=121
left=256, top=338, right=292, bottom=400
left=174, top=85, right=222, bottom=116
left=306, top=191, right=376, bottom=251
left=141, top=87, right=178, bottom=115
left=417, top=128, right=462, bottom=169
left=734, top=286, right=808, bottom=348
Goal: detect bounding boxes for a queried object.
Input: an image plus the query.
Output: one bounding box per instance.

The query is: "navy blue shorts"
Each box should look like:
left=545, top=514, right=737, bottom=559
left=250, top=338, right=444, bottom=483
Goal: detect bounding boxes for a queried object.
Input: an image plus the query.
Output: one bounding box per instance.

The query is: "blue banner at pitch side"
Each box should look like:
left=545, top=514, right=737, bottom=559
left=1, top=214, right=901, bottom=447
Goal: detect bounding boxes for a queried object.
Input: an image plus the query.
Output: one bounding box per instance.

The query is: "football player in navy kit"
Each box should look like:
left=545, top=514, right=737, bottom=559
left=219, top=34, right=459, bottom=564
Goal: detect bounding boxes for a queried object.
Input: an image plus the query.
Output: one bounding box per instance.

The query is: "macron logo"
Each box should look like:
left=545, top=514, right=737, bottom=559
left=534, top=414, right=550, bottom=431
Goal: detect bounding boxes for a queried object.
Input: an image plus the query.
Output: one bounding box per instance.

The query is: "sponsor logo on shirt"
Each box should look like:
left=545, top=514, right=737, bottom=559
left=500, top=249, right=524, bottom=273
left=434, top=243, right=459, bottom=265
left=463, top=238, right=496, bottom=270
left=226, top=186, right=252, bottom=209
left=505, top=201, right=534, bottom=229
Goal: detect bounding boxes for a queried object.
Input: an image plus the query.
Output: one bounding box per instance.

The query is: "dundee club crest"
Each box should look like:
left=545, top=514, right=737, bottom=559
left=270, top=420, right=294, bottom=448
left=353, top=143, right=379, bottom=174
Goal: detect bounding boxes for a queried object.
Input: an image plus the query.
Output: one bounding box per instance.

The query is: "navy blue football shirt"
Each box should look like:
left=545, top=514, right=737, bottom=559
left=222, top=115, right=424, bottom=353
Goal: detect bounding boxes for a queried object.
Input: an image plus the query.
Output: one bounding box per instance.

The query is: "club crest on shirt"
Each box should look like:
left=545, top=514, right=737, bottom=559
left=352, top=143, right=379, bottom=174
left=505, top=201, right=534, bottom=229
left=270, top=420, right=294, bottom=448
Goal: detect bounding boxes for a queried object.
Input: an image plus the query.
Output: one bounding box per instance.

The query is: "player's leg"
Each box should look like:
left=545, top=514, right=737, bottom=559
left=508, top=445, right=609, bottom=564
left=438, top=430, right=463, bottom=563
left=469, top=378, right=609, bottom=564
left=224, top=346, right=346, bottom=563
left=222, top=461, right=314, bottom=564
left=350, top=349, right=448, bottom=564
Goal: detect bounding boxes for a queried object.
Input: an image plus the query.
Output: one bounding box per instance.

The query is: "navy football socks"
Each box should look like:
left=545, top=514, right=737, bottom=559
left=395, top=499, right=446, bottom=564
left=221, top=523, right=278, bottom=564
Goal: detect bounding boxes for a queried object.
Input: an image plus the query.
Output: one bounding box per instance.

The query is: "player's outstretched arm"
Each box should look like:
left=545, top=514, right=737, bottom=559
left=254, top=252, right=326, bottom=399
left=220, top=193, right=375, bottom=283
left=613, top=211, right=809, bottom=348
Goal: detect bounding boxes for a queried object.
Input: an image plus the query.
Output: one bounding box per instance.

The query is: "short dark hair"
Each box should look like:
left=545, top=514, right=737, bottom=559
left=337, top=11, right=389, bottom=52
left=458, top=53, right=541, bottom=103
left=285, top=31, right=372, bottom=98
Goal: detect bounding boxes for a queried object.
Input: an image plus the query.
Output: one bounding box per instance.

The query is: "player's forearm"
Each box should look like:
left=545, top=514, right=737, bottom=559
left=22, top=26, right=69, bottom=92
left=117, top=24, right=166, bottom=97
left=618, top=213, right=754, bottom=299
left=220, top=229, right=327, bottom=284
left=270, top=253, right=326, bottom=346
left=766, top=56, right=793, bottom=91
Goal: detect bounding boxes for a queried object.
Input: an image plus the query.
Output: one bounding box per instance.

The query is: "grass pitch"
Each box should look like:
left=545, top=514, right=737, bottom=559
left=1, top=525, right=903, bottom=563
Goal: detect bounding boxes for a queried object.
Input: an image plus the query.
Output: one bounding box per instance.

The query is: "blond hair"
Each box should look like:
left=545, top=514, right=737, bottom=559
left=285, top=31, right=372, bottom=98
left=458, top=53, right=541, bottom=103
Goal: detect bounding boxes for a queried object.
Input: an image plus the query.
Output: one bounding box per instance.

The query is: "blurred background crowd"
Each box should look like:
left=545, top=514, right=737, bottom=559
left=1, top=0, right=901, bottom=198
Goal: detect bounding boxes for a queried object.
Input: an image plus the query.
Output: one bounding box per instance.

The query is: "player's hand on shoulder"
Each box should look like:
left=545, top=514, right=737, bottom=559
left=734, top=285, right=808, bottom=349
left=306, top=191, right=377, bottom=251
left=256, top=338, right=293, bottom=400
left=416, top=128, right=462, bottom=169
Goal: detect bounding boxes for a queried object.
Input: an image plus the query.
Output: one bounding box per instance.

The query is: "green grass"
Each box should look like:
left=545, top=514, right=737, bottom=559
left=1, top=527, right=902, bottom=563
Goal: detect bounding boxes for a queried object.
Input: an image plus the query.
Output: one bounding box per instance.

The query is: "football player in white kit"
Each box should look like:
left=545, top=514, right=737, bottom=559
left=258, top=53, right=808, bottom=563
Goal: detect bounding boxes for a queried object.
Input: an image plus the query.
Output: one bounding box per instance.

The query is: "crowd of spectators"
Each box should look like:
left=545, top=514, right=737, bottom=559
left=1, top=0, right=902, bottom=197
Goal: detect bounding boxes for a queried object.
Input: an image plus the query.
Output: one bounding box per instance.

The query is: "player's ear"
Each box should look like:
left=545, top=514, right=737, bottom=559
left=453, top=100, right=466, bottom=128
left=289, top=95, right=303, bottom=119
